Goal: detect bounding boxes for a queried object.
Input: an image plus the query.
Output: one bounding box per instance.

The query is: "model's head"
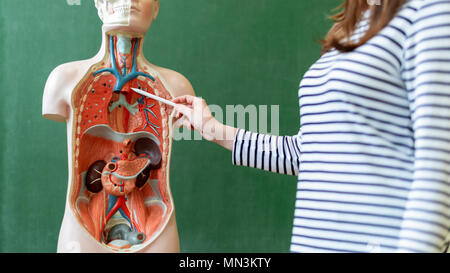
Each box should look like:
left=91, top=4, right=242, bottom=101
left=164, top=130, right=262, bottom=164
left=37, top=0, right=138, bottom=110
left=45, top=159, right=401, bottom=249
left=94, top=0, right=160, bottom=34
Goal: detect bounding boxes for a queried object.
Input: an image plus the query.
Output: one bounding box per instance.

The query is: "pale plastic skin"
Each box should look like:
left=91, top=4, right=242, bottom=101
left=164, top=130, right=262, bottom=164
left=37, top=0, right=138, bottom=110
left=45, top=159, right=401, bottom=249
left=42, top=0, right=195, bottom=253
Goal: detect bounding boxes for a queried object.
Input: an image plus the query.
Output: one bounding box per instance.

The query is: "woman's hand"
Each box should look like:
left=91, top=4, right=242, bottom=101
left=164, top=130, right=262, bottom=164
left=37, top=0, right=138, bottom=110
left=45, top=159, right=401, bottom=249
left=171, top=95, right=237, bottom=150
left=171, top=95, right=216, bottom=141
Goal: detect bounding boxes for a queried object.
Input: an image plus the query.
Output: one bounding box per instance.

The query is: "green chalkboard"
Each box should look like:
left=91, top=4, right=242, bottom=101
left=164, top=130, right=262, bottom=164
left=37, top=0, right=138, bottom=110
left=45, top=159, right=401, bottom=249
left=0, top=0, right=337, bottom=252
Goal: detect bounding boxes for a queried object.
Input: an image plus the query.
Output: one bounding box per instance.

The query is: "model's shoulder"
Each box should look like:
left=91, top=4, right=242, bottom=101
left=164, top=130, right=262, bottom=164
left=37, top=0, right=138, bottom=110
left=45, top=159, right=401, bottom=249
left=152, top=65, right=196, bottom=97
left=47, top=60, right=92, bottom=83
left=45, top=59, right=97, bottom=97
left=44, top=62, right=78, bottom=98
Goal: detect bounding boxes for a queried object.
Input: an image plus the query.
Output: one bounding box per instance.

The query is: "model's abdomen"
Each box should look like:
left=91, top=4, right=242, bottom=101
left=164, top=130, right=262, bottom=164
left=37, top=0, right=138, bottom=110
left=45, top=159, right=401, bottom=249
left=69, top=36, right=174, bottom=252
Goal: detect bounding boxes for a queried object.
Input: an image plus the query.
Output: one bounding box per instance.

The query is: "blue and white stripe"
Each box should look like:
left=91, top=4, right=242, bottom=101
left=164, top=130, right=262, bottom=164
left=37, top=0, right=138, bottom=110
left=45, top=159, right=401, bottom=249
left=232, top=0, right=450, bottom=253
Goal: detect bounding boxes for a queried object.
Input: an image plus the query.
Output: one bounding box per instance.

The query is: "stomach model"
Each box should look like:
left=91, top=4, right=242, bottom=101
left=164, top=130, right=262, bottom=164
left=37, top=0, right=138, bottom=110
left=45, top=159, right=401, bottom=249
left=70, top=35, right=174, bottom=252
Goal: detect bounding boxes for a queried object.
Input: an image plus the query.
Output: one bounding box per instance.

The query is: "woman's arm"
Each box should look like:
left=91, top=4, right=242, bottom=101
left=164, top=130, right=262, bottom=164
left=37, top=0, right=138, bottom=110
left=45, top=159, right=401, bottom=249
left=172, top=95, right=302, bottom=176
left=232, top=128, right=302, bottom=176
left=398, top=0, right=450, bottom=253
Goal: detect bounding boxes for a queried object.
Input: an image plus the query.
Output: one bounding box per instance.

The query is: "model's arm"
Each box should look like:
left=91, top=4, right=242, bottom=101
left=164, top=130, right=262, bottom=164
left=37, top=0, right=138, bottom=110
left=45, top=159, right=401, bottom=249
left=42, top=64, right=71, bottom=122
left=172, top=95, right=302, bottom=176
left=397, top=1, right=450, bottom=253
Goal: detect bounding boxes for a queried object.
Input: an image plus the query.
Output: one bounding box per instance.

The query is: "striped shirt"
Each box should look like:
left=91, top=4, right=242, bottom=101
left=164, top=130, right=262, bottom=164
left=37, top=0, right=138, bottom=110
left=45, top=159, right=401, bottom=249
left=232, top=0, right=450, bottom=253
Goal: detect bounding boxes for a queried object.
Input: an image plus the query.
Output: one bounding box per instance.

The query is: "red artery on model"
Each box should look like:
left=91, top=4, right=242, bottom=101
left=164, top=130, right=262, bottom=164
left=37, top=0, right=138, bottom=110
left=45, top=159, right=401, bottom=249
left=102, top=196, right=139, bottom=235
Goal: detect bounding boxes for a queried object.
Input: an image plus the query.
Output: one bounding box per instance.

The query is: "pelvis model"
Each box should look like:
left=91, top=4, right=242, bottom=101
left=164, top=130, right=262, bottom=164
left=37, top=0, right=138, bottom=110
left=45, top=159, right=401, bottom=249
left=70, top=34, right=174, bottom=252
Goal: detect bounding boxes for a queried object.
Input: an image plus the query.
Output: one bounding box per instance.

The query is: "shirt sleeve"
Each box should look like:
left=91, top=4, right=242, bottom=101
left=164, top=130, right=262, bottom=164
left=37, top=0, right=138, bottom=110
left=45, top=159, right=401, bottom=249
left=232, top=128, right=302, bottom=176
left=398, top=0, right=450, bottom=252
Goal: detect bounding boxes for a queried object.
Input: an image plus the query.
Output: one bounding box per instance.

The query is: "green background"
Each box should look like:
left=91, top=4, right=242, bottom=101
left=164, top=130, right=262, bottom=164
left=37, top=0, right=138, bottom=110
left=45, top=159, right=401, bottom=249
left=0, top=0, right=336, bottom=252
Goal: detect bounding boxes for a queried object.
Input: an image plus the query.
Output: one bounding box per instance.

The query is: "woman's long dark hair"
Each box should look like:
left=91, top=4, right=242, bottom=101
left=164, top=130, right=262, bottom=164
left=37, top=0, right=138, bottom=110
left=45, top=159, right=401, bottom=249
left=321, top=0, right=406, bottom=54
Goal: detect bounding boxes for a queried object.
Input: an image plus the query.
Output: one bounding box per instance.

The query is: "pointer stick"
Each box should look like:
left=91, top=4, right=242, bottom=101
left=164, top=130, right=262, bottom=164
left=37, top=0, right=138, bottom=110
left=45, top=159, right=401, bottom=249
left=131, top=88, right=176, bottom=107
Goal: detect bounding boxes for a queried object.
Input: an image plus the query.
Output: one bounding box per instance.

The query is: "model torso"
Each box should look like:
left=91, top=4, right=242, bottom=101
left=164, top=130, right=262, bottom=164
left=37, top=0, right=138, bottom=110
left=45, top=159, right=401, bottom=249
left=43, top=31, right=194, bottom=253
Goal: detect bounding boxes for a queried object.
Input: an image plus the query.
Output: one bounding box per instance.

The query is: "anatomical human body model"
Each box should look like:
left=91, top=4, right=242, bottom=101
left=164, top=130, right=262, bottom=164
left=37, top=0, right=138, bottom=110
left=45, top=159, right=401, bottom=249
left=71, top=34, right=174, bottom=251
left=42, top=0, right=195, bottom=252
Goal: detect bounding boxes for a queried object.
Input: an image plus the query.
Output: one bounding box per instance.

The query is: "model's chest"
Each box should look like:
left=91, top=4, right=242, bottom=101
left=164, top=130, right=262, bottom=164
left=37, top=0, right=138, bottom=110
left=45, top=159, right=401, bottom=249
left=72, top=70, right=171, bottom=137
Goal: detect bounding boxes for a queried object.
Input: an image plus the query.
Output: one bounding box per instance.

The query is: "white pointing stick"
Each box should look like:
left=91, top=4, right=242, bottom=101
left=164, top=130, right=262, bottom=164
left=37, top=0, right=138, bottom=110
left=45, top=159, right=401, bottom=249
left=131, top=88, right=176, bottom=107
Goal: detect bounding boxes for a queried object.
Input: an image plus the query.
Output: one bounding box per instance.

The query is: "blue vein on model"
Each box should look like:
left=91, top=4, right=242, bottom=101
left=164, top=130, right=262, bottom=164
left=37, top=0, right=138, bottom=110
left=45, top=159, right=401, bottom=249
left=94, top=36, right=155, bottom=92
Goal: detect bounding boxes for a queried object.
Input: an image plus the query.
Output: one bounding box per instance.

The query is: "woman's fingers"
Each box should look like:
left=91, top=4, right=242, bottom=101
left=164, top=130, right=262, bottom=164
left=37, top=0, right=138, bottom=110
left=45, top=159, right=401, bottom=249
left=172, top=95, right=207, bottom=111
left=173, top=104, right=193, bottom=119
left=193, top=96, right=206, bottom=110
left=172, top=95, right=196, bottom=106
left=173, top=115, right=193, bottom=130
left=182, top=118, right=194, bottom=131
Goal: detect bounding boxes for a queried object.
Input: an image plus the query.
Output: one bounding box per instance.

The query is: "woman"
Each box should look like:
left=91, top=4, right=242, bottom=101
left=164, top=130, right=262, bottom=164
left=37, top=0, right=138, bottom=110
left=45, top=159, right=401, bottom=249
left=172, top=0, right=450, bottom=253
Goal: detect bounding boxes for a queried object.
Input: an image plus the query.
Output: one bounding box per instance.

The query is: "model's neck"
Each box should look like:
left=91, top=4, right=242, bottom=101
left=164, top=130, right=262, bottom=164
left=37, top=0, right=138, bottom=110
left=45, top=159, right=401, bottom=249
left=93, top=30, right=155, bottom=92
left=98, top=30, right=147, bottom=65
